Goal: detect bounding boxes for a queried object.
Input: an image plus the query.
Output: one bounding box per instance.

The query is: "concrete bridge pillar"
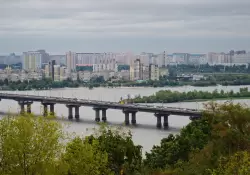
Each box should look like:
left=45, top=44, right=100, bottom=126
left=131, top=112, right=137, bottom=125
left=102, top=109, right=107, bottom=122
left=43, top=104, right=48, bottom=117
left=42, top=102, right=55, bottom=116
left=67, top=105, right=73, bottom=120
left=49, top=104, right=55, bottom=116
left=93, top=108, right=100, bottom=122
left=18, top=101, right=33, bottom=114
left=75, top=106, right=80, bottom=120
left=163, top=115, right=169, bottom=129
left=155, top=114, right=162, bottom=129
left=124, top=111, right=130, bottom=125
left=27, top=102, right=32, bottom=114
left=19, top=103, right=25, bottom=114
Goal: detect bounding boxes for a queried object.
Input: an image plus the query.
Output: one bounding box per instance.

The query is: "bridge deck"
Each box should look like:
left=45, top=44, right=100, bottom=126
left=0, top=93, right=202, bottom=117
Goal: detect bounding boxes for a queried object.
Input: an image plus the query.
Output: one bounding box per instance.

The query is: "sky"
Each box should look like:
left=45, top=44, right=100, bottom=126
left=0, top=0, right=250, bottom=54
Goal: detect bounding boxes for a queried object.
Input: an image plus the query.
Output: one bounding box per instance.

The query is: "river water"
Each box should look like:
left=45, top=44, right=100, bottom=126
left=1, top=85, right=250, bottom=153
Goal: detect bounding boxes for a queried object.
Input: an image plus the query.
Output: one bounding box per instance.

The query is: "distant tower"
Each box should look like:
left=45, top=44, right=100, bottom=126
left=66, top=51, right=77, bottom=71
left=49, top=60, right=56, bottom=81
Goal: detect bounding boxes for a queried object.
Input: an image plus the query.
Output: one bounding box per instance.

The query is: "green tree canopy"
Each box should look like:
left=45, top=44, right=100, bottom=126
left=0, top=115, right=64, bottom=175
left=63, top=137, right=113, bottom=175
left=87, top=125, right=143, bottom=175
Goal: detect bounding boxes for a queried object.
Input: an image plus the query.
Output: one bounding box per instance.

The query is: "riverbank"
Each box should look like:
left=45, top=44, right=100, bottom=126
left=133, top=87, right=250, bottom=103
left=2, top=73, right=250, bottom=91
left=182, top=96, right=250, bottom=102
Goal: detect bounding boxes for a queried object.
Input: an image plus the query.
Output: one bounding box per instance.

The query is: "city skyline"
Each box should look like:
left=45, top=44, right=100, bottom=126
left=1, top=0, right=250, bottom=54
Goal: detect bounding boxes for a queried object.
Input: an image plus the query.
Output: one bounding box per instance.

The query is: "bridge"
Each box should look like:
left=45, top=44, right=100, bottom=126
left=0, top=93, right=202, bottom=129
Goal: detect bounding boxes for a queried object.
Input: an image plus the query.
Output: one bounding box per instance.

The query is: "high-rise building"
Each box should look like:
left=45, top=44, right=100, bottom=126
left=60, top=66, right=67, bottom=81
left=44, top=64, right=50, bottom=78
left=153, top=51, right=167, bottom=67
left=134, top=59, right=143, bottom=80
left=49, top=60, right=56, bottom=81
left=76, top=53, right=101, bottom=65
left=129, top=60, right=134, bottom=81
left=149, top=64, right=159, bottom=81
left=49, top=55, right=66, bottom=65
left=54, top=65, right=60, bottom=81
left=66, top=51, right=77, bottom=71
left=22, top=50, right=49, bottom=70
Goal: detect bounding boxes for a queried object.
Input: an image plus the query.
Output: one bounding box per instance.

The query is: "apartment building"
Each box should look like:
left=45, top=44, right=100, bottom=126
left=22, top=50, right=49, bottom=70
left=149, top=64, right=160, bottom=81
left=66, top=51, right=77, bottom=71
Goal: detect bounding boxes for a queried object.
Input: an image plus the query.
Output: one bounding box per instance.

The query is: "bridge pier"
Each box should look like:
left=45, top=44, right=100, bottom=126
left=93, top=107, right=108, bottom=122
left=124, top=111, right=130, bottom=125
left=75, top=105, right=80, bottom=120
left=163, top=115, right=169, bottom=129
left=66, top=105, right=73, bottom=120
left=49, top=103, right=55, bottom=116
left=102, top=109, right=107, bottom=122
left=155, top=114, right=162, bottom=129
left=42, top=102, right=55, bottom=117
left=18, top=101, right=33, bottom=114
left=20, top=103, right=25, bottom=114
left=43, top=104, right=48, bottom=117
left=66, top=105, right=81, bottom=120
left=155, top=113, right=169, bottom=129
left=131, top=112, right=137, bottom=125
left=94, top=108, right=100, bottom=122
left=27, top=102, right=32, bottom=114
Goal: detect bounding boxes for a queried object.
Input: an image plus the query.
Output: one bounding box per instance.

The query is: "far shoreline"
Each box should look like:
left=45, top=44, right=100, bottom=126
left=1, top=84, right=250, bottom=92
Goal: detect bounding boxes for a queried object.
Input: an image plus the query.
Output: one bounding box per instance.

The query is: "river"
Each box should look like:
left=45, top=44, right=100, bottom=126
left=1, top=85, right=250, bottom=153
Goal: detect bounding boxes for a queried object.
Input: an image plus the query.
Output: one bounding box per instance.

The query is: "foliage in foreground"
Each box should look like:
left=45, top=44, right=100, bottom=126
left=0, top=101, right=250, bottom=175
left=0, top=115, right=64, bottom=175
left=63, top=137, right=113, bottom=175
left=145, top=102, right=250, bottom=175
left=0, top=114, right=143, bottom=175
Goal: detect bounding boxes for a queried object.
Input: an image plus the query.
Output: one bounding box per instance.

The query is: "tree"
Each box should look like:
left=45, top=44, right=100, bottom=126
left=87, top=125, right=143, bottom=175
left=177, top=102, right=250, bottom=175
left=0, top=115, right=65, bottom=175
left=144, top=118, right=211, bottom=171
left=63, top=137, right=113, bottom=175
left=210, top=151, right=250, bottom=175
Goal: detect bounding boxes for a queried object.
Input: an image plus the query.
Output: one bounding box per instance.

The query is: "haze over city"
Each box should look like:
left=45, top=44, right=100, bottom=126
left=1, top=0, right=250, bottom=54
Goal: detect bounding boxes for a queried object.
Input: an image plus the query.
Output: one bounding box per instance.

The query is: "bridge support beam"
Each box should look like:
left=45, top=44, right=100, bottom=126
left=66, top=105, right=81, bottom=120
left=49, top=104, right=55, bottom=116
left=94, top=108, right=100, bottom=122
left=124, top=111, right=130, bottom=125
left=102, top=109, right=107, bottom=122
left=27, top=102, right=32, bottom=114
left=93, top=107, right=107, bottom=122
left=131, top=112, right=137, bottom=125
left=20, top=103, right=25, bottom=114
left=66, top=105, right=73, bottom=120
left=75, top=106, right=80, bottom=120
left=18, top=101, right=33, bottom=114
left=155, top=113, right=170, bottom=129
left=155, top=114, right=162, bottom=129
left=42, top=102, right=56, bottom=117
left=43, top=104, right=48, bottom=117
left=163, top=115, right=169, bottom=129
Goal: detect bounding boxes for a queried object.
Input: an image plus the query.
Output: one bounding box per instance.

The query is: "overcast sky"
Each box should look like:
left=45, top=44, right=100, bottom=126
left=1, top=0, right=250, bottom=54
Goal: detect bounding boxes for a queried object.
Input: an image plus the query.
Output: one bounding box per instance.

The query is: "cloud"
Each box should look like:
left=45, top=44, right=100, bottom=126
left=0, top=0, right=250, bottom=53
